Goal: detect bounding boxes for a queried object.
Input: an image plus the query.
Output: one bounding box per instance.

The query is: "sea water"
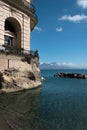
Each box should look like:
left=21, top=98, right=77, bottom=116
left=0, top=69, right=87, bottom=130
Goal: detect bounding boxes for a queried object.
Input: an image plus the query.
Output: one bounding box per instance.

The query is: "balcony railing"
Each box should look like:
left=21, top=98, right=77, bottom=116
left=0, top=45, right=39, bottom=58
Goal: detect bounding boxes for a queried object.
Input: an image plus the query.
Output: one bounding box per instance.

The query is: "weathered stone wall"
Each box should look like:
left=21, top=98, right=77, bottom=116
left=0, top=53, right=42, bottom=92
left=0, top=54, right=21, bottom=70
left=0, top=59, right=8, bottom=70
left=0, top=53, right=41, bottom=79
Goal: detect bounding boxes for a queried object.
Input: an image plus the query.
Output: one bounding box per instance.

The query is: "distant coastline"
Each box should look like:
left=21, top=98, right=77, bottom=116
left=40, top=62, right=87, bottom=70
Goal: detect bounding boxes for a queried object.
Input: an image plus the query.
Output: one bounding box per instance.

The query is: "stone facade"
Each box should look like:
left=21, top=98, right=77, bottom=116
left=0, top=0, right=42, bottom=92
left=0, top=54, right=21, bottom=70
left=0, top=0, right=37, bottom=51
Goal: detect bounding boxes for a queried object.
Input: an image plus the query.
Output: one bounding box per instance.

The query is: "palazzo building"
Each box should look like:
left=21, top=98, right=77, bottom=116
left=0, top=0, right=37, bottom=51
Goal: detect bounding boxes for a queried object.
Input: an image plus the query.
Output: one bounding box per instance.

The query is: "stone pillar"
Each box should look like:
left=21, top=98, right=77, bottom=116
left=24, top=16, right=30, bottom=51
left=21, top=14, right=30, bottom=51
left=0, top=4, right=4, bottom=48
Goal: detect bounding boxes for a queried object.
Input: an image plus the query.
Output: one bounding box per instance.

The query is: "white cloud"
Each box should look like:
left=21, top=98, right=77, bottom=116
left=59, top=14, right=87, bottom=23
left=56, top=27, right=62, bottom=32
left=56, top=62, right=87, bottom=68
left=34, top=26, right=42, bottom=31
left=57, top=62, right=76, bottom=67
left=77, top=0, right=87, bottom=9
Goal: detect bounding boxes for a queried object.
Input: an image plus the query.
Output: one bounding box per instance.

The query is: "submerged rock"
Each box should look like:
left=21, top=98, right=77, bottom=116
left=54, top=72, right=87, bottom=79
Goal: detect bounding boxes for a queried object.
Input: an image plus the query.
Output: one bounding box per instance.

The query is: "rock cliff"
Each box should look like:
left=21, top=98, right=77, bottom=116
left=0, top=51, right=42, bottom=93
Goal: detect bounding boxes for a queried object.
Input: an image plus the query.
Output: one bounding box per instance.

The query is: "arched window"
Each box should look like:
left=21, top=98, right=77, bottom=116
left=4, top=17, right=21, bottom=49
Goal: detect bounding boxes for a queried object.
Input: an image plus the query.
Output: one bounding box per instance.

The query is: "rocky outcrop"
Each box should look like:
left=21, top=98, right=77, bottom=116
left=0, top=53, right=42, bottom=93
left=54, top=72, right=87, bottom=79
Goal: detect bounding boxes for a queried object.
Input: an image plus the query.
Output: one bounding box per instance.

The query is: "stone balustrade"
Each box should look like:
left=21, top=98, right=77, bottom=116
left=0, top=45, right=39, bottom=58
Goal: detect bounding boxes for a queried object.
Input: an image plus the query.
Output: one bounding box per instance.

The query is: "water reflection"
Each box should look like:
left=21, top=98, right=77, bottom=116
left=1, top=74, right=87, bottom=130
left=0, top=88, right=41, bottom=130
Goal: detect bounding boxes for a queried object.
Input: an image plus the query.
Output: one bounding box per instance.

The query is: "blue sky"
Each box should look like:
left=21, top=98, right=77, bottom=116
left=31, top=0, right=87, bottom=68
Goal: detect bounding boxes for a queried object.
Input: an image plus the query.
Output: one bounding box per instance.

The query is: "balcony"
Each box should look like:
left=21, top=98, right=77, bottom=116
left=0, top=45, right=39, bottom=59
left=1, top=0, right=38, bottom=30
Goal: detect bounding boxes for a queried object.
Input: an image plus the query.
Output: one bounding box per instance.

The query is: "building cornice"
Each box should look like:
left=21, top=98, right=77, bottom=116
left=1, top=0, right=38, bottom=30
left=1, top=0, right=33, bottom=15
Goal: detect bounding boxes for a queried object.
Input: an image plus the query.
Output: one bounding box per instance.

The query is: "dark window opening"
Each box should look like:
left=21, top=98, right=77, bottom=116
left=5, top=20, right=15, bottom=33
left=4, top=35, right=15, bottom=47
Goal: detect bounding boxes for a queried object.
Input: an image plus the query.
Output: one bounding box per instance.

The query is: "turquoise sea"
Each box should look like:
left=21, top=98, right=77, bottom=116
left=1, top=69, right=87, bottom=130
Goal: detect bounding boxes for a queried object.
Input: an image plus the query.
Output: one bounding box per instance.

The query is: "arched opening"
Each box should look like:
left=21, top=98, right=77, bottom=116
left=4, top=17, right=21, bottom=49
